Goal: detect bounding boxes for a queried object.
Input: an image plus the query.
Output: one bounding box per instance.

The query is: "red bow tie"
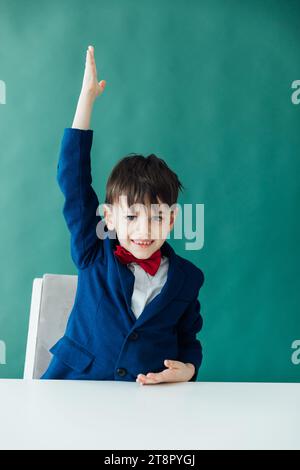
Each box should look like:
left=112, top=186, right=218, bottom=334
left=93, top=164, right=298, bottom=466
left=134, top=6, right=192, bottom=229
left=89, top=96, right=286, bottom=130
left=114, top=244, right=162, bottom=276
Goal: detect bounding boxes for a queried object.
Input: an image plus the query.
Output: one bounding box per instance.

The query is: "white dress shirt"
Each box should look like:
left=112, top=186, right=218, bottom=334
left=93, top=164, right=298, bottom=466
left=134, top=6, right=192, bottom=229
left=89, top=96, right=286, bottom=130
left=127, top=255, right=169, bottom=319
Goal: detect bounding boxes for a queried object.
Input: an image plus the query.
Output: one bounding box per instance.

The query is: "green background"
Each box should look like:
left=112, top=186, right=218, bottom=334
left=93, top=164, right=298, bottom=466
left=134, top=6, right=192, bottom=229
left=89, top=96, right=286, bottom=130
left=0, top=0, right=299, bottom=381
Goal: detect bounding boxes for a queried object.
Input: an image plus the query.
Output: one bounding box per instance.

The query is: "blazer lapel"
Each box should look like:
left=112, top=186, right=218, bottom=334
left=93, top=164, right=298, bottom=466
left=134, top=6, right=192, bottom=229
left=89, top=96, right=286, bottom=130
left=116, top=259, right=136, bottom=324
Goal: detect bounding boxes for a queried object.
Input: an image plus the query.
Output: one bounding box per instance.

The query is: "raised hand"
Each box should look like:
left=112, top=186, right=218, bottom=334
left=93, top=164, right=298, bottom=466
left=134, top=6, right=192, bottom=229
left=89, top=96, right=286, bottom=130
left=136, top=360, right=195, bottom=385
left=72, top=45, right=106, bottom=129
left=81, top=45, right=106, bottom=100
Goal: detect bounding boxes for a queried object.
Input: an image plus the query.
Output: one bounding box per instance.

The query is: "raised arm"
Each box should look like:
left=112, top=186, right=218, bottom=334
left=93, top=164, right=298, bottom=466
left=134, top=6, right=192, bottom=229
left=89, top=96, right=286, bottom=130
left=57, top=45, right=107, bottom=270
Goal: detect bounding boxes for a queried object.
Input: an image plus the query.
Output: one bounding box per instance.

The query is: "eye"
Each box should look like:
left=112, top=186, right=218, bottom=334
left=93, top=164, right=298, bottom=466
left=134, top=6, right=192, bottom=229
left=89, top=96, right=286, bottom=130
left=126, top=215, right=136, bottom=221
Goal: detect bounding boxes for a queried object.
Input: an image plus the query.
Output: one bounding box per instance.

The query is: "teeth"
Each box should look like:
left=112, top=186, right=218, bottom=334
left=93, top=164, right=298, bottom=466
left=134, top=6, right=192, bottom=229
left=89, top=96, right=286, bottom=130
left=132, top=240, right=153, bottom=245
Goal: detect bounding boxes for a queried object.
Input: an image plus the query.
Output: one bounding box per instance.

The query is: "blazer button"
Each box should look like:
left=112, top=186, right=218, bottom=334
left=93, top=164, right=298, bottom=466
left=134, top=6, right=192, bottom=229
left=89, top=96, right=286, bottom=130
left=116, top=367, right=127, bottom=377
left=130, top=331, right=139, bottom=340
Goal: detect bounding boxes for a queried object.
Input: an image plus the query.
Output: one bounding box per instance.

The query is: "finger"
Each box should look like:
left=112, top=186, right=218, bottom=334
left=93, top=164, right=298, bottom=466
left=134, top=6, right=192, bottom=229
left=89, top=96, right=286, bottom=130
left=140, top=376, right=160, bottom=385
left=85, top=49, right=92, bottom=69
left=88, top=45, right=95, bottom=62
left=146, top=370, right=175, bottom=383
left=136, top=373, right=154, bottom=384
left=164, top=359, right=183, bottom=369
left=136, top=374, right=148, bottom=385
left=87, top=48, right=95, bottom=67
left=86, top=47, right=97, bottom=76
left=136, top=373, right=162, bottom=385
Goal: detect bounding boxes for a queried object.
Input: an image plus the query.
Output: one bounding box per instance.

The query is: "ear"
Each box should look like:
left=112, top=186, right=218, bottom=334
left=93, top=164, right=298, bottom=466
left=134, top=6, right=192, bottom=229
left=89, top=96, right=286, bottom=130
left=103, top=204, right=115, bottom=231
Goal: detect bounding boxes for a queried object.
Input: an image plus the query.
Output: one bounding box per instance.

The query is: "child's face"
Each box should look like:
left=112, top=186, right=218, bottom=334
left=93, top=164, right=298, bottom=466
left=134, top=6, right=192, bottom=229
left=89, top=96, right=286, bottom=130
left=104, top=195, right=178, bottom=259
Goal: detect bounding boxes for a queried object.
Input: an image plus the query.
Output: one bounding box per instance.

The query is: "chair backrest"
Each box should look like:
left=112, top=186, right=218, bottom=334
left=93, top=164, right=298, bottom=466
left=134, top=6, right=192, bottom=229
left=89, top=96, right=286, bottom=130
left=24, top=273, right=78, bottom=379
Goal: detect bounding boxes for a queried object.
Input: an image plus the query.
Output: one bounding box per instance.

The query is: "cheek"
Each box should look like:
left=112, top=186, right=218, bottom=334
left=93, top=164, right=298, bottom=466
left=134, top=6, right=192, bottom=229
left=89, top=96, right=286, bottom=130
left=115, top=214, right=130, bottom=231
left=148, top=225, right=162, bottom=240
left=155, top=220, right=166, bottom=229
left=159, top=222, right=171, bottom=238
left=126, top=223, right=135, bottom=237
left=120, top=224, right=135, bottom=241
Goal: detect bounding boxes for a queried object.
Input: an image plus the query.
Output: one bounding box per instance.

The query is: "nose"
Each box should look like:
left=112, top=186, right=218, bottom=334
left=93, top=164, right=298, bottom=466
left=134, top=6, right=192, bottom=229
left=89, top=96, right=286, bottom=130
left=136, top=216, right=152, bottom=238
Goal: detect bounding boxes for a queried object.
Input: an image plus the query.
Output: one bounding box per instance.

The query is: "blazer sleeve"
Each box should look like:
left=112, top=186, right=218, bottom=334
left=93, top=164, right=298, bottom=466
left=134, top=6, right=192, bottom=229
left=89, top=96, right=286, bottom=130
left=57, top=128, right=104, bottom=269
left=177, top=272, right=204, bottom=382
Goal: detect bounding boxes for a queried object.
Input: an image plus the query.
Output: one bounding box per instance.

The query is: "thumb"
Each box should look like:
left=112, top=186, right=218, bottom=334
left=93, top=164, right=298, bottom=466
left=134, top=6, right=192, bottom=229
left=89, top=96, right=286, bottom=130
left=99, top=80, right=106, bottom=90
left=164, top=359, right=175, bottom=368
left=164, top=359, right=183, bottom=369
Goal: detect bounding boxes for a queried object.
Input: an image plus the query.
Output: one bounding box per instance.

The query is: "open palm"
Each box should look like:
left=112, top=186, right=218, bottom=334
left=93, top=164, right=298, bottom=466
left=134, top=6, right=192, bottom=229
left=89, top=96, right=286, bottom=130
left=136, top=359, right=195, bottom=385
left=81, top=45, right=106, bottom=99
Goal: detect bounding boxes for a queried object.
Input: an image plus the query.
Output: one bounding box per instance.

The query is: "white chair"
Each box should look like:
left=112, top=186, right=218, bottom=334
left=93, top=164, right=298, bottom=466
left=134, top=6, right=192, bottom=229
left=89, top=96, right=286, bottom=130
left=24, top=274, right=78, bottom=379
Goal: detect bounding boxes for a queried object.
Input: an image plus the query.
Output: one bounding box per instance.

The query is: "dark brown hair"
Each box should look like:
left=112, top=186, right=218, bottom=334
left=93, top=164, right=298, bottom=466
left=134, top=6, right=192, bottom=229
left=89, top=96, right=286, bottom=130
left=105, top=153, right=184, bottom=208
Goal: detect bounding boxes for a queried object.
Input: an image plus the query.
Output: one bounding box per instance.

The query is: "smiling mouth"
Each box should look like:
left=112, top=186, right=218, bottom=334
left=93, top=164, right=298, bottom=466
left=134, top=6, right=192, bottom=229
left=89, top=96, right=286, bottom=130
left=131, top=240, right=154, bottom=247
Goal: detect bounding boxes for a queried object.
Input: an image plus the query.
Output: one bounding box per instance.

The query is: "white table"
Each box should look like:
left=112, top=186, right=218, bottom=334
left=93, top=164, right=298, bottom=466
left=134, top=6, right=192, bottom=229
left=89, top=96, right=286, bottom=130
left=0, top=379, right=299, bottom=450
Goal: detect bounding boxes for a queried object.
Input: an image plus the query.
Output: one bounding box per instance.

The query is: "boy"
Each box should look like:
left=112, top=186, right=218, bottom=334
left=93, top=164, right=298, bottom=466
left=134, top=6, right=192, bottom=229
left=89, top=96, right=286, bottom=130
left=41, top=45, right=204, bottom=384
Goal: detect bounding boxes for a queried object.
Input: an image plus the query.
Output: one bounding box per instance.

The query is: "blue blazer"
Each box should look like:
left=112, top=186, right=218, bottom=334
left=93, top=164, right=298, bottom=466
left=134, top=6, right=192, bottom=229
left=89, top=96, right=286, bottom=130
left=41, top=128, right=205, bottom=382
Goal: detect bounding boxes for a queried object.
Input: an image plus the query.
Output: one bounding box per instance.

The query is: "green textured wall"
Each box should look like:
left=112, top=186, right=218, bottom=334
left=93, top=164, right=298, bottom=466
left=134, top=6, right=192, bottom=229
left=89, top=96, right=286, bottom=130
left=0, top=0, right=299, bottom=381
